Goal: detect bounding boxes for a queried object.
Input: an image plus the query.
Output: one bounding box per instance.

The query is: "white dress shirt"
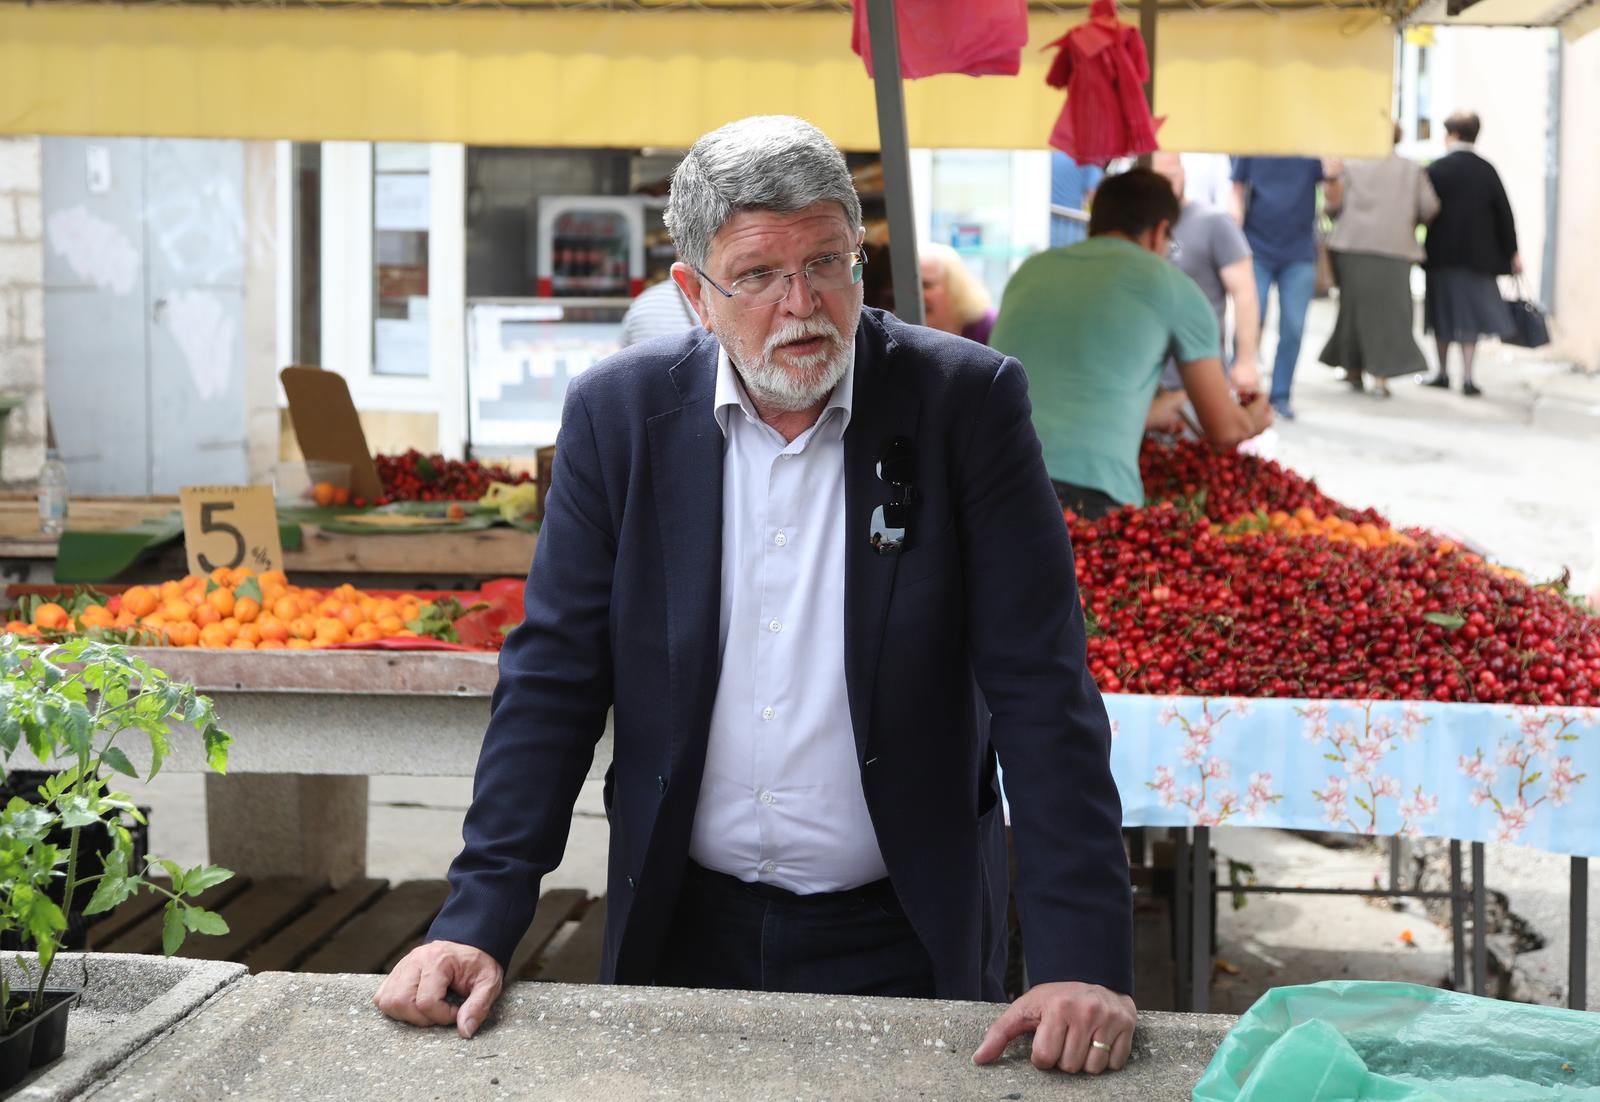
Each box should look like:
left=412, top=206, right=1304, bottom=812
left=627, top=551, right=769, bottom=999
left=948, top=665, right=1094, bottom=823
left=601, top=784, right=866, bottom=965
left=687, top=345, right=890, bottom=894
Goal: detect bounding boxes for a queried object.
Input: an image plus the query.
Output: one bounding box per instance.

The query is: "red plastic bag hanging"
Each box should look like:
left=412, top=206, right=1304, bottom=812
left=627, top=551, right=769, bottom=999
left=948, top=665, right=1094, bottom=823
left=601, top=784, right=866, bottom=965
left=851, top=0, right=1029, bottom=80
left=1042, top=0, right=1164, bottom=165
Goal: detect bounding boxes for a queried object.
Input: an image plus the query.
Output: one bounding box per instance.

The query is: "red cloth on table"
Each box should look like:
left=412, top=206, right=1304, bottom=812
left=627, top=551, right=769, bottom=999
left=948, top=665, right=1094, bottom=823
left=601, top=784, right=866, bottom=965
left=851, top=0, right=1028, bottom=80
left=1042, top=0, right=1164, bottom=165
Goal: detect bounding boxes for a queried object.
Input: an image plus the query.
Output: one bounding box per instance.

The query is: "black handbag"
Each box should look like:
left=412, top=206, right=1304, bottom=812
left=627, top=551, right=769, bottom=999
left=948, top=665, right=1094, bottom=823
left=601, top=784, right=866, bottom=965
left=1503, top=277, right=1551, bottom=348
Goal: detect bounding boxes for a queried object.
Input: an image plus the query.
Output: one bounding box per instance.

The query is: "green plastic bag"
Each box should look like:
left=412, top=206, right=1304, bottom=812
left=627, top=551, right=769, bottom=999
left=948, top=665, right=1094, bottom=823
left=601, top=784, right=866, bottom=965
left=1193, top=981, right=1600, bottom=1101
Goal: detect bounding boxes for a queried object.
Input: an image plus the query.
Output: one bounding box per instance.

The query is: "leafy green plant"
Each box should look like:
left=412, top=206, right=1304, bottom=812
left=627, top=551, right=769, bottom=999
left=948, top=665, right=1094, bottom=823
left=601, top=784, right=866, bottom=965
left=0, top=634, right=234, bottom=1033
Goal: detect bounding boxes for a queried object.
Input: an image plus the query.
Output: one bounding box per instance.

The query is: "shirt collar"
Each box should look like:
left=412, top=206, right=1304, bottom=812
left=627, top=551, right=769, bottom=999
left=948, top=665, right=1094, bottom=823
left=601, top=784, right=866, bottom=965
left=713, top=340, right=855, bottom=440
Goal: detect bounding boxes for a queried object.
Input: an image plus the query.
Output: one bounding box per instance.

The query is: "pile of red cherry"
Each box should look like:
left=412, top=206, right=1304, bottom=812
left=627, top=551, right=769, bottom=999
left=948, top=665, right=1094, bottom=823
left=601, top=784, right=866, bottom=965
left=1068, top=444, right=1600, bottom=706
left=374, top=451, right=536, bottom=505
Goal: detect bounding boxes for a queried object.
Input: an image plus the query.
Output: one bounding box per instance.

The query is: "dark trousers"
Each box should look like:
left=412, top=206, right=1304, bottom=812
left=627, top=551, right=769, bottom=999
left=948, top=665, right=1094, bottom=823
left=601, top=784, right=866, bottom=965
left=1053, top=479, right=1119, bottom=520
left=654, top=862, right=937, bottom=998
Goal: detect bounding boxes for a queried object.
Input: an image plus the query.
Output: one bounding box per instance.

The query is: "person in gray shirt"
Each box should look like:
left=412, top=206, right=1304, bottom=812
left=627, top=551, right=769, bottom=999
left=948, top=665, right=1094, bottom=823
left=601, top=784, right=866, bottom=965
left=618, top=275, right=700, bottom=348
left=1146, top=152, right=1260, bottom=432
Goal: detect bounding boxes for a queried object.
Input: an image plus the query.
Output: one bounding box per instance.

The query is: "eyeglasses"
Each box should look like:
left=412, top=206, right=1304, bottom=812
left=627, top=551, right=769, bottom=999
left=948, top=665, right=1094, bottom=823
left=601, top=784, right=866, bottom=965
left=697, top=251, right=867, bottom=310
left=869, top=436, right=914, bottom=556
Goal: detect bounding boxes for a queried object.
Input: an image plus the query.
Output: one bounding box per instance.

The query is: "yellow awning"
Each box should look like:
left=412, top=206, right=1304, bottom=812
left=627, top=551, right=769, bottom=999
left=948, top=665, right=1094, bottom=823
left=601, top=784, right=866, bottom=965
left=0, top=4, right=1395, bottom=156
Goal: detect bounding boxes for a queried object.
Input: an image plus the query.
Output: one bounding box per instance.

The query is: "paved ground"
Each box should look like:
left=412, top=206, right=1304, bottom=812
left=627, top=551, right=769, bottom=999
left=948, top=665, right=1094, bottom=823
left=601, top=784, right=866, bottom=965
left=111, top=299, right=1599, bottom=1011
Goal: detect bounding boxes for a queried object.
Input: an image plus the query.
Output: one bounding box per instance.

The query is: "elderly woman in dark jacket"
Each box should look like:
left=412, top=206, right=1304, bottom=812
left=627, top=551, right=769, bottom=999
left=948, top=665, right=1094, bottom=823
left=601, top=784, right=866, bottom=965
left=1421, top=110, right=1521, bottom=398
left=1319, top=126, right=1439, bottom=398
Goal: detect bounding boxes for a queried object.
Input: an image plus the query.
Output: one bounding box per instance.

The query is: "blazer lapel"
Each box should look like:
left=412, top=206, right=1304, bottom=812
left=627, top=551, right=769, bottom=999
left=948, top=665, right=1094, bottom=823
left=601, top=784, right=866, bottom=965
left=844, top=312, right=920, bottom=764
left=648, top=336, right=725, bottom=777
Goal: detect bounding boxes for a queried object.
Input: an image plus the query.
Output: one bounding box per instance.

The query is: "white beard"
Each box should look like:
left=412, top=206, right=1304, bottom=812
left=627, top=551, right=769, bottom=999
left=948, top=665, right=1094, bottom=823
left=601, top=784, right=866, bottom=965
left=720, top=312, right=855, bottom=414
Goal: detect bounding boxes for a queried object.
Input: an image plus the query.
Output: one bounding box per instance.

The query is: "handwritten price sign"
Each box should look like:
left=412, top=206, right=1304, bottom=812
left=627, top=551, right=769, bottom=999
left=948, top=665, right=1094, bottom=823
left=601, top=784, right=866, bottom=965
left=179, top=485, right=284, bottom=577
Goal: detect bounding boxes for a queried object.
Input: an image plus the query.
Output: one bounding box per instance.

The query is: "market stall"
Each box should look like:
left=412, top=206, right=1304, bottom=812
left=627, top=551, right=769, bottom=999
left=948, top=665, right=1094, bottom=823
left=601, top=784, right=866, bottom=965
left=6, top=436, right=1596, bottom=1013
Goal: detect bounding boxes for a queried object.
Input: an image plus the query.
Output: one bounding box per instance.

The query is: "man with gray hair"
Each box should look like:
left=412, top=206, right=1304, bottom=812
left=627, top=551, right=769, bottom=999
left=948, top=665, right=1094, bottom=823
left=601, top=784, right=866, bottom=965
left=376, top=115, right=1136, bottom=1077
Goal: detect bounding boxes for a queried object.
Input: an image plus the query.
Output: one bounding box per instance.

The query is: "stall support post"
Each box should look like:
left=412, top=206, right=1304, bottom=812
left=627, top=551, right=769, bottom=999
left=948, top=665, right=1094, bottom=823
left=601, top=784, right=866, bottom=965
left=1137, top=0, right=1159, bottom=170
left=865, top=0, right=924, bottom=326
left=1172, top=827, right=1191, bottom=1010
left=1572, top=856, right=1589, bottom=1011
left=206, top=774, right=369, bottom=884
left=1471, top=841, right=1488, bottom=995
left=1190, top=826, right=1211, bottom=1013
left=1449, top=840, right=1466, bottom=990
left=1387, top=835, right=1404, bottom=900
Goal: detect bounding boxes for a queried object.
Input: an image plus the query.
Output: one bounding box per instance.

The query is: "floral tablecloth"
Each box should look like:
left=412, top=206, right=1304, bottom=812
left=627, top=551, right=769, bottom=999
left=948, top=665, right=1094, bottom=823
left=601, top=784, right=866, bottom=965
left=1105, top=696, right=1599, bottom=855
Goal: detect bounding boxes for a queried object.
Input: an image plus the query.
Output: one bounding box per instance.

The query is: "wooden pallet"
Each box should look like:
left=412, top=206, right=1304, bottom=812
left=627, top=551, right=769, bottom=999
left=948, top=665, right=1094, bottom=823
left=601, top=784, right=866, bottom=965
left=86, top=878, right=605, bottom=982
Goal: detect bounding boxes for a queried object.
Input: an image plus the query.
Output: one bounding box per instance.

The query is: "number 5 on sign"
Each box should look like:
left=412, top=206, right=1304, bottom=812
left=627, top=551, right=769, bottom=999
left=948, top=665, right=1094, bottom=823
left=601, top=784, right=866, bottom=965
left=179, top=485, right=283, bottom=577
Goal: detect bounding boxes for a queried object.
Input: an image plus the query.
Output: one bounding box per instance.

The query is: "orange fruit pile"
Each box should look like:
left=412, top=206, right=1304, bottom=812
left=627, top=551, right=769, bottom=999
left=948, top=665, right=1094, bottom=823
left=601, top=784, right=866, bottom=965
left=1212, top=507, right=1414, bottom=551
left=6, top=569, right=430, bottom=650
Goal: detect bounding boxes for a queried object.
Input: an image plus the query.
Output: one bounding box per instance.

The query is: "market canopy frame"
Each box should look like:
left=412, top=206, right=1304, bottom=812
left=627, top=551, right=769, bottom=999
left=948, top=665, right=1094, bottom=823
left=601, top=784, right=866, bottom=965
left=2, top=0, right=1402, bottom=155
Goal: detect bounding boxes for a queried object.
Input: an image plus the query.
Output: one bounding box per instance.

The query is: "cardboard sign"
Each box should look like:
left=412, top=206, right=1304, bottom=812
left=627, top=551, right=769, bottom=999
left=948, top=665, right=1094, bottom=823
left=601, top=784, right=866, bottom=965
left=179, top=485, right=283, bottom=577
left=279, top=366, right=385, bottom=502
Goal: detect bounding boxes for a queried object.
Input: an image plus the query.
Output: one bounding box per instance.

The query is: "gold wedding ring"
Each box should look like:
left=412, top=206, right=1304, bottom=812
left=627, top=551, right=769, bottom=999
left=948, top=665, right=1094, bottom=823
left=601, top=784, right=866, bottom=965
left=1090, top=1040, right=1112, bottom=1051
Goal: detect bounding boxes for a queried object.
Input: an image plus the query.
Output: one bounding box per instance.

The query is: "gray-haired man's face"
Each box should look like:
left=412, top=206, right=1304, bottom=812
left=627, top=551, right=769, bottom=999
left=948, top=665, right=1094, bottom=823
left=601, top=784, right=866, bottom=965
left=673, top=201, right=863, bottom=414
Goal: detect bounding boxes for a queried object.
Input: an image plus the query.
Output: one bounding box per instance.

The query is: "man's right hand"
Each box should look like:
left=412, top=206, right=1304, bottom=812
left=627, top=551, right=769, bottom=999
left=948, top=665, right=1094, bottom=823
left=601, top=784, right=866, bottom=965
left=374, top=940, right=504, bottom=1039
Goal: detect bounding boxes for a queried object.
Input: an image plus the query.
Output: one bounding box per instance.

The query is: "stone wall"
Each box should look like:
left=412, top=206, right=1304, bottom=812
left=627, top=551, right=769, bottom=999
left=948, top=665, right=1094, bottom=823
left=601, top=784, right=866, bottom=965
left=0, top=136, right=44, bottom=486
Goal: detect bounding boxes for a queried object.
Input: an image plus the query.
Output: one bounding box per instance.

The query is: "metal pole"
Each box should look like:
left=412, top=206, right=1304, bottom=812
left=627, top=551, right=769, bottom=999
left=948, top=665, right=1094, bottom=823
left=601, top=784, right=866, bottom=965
left=1191, top=826, right=1211, bottom=1013
left=1449, top=840, right=1466, bottom=990
left=1137, top=0, right=1159, bottom=170
left=865, top=0, right=924, bottom=326
left=1472, top=842, right=1487, bottom=996
left=1572, top=856, right=1588, bottom=1011
left=1173, top=827, right=1191, bottom=1010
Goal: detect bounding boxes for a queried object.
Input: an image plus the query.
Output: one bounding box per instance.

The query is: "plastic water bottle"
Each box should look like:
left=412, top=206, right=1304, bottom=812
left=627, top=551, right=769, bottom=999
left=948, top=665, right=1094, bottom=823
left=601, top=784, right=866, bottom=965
left=37, top=449, right=69, bottom=535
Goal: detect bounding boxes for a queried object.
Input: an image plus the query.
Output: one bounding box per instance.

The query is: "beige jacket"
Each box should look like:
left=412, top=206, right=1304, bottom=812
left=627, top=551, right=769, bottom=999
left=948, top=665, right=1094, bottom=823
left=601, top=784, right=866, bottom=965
left=1326, top=154, right=1440, bottom=262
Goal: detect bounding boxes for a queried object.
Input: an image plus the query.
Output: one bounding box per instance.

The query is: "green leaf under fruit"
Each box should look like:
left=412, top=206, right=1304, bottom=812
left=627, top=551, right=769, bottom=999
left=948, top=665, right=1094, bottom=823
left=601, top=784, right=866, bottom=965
left=1423, top=612, right=1466, bottom=631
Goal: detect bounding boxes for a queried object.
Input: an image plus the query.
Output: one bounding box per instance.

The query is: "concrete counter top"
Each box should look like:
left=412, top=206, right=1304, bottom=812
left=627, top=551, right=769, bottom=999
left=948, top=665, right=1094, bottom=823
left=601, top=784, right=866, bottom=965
left=93, top=975, right=1234, bottom=1100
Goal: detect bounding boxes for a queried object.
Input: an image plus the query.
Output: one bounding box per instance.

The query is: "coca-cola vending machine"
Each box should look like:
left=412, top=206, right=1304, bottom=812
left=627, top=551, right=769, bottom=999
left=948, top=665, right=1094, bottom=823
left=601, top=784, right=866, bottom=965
left=534, top=196, right=646, bottom=299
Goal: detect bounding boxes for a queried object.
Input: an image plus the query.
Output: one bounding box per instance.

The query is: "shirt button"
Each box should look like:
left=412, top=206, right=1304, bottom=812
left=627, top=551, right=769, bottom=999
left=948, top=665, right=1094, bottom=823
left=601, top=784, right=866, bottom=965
left=760, top=860, right=778, bottom=874
left=774, top=531, right=787, bottom=547
left=768, top=619, right=782, bottom=633
left=759, top=789, right=775, bottom=805
left=761, top=706, right=775, bottom=720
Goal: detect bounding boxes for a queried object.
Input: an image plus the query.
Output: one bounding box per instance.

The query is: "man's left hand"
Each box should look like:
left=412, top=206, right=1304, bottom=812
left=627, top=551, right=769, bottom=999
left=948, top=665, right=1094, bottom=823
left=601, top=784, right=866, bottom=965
left=971, top=981, right=1137, bottom=1074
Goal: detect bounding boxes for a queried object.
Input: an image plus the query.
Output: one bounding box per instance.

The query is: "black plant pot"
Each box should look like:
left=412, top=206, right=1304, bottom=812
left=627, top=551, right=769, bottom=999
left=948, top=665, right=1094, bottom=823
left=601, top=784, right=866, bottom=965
left=0, top=989, right=80, bottom=1089
left=0, top=1013, right=35, bottom=1092
left=28, top=990, right=79, bottom=1067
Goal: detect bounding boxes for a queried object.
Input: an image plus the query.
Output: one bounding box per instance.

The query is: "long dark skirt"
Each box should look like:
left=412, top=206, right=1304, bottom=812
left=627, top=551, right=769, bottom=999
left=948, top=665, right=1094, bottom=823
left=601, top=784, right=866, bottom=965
left=1319, top=252, right=1427, bottom=379
left=1424, top=265, right=1513, bottom=343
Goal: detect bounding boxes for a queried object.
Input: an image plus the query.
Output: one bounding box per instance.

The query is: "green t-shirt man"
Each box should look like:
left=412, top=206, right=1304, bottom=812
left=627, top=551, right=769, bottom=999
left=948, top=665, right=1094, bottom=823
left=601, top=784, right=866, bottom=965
left=991, top=236, right=1219, bottom=507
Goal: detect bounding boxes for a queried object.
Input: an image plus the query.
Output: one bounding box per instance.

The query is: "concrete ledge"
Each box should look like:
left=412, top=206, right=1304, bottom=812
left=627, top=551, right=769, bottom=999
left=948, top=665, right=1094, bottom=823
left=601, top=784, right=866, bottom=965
left=96, top=975, right=1234, bottom=1100
left=2, top=952, right=246, bottom=1101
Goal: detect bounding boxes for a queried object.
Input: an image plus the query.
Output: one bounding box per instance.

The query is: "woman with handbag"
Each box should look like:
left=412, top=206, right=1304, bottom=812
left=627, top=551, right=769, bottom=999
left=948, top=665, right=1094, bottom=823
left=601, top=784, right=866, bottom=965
left=1421, top=111, right=1521, bottom=398
left=1318, top=126, right=1440, bottom=398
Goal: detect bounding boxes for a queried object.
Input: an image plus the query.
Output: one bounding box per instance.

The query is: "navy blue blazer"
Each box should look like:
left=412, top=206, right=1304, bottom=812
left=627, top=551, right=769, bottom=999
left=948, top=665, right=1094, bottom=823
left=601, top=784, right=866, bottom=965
left=427, top=307, right=1132, bottom=1000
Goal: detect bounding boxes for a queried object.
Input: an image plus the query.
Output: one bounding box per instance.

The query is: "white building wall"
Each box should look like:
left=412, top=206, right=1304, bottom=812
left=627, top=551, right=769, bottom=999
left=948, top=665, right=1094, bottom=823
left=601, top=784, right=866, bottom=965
left=0, top=137, right=44, bottom=485
left=1555, top=29, right=1600, bottom=370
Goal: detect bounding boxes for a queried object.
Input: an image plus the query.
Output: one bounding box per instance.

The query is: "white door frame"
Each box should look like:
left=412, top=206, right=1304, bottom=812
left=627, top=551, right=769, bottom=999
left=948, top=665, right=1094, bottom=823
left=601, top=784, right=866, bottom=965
left=317, top=141, right=467, bottom=459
